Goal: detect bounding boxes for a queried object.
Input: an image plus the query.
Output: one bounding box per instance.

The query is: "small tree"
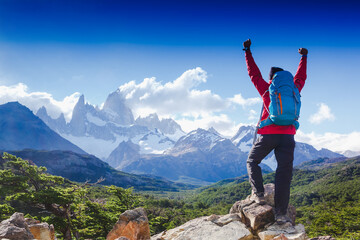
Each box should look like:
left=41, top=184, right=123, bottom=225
left=0, top=153, right=141, bottom=239
left=0, top=153, right=88, bottom=239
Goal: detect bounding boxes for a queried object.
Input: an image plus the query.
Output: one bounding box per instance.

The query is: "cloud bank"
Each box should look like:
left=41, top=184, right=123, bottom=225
left=0, top=83, right=80, bottom=121
left=117, top=67, right=260, bottom=136
left=309, top=103, right=335, bottom=124
left=296, top=130, right=360, bottom=152
left=118, top=67, right=229, bottom=117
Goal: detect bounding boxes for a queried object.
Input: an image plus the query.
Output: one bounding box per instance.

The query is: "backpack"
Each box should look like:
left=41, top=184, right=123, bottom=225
left=258, top=71, right=301, bottom=130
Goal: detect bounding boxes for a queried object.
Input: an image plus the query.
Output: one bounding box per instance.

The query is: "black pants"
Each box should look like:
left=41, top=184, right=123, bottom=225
left=247, top=134, right=295, bottom=215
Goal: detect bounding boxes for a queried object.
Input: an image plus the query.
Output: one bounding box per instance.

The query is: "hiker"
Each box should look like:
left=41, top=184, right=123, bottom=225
left=242, top=39, right=308, bottom=224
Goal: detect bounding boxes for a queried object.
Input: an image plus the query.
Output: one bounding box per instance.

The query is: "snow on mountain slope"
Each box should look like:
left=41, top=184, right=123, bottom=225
left=231, top=125, right=255, bottom=152
left=86, top=112, right=107, bottom=126
left=37, top=91, right=182, bottom=159
left=131, top=129, right=175, bottom=154
left=61, top=133, right=127, bottom=159
left=169, top=128, right=223, bottom=155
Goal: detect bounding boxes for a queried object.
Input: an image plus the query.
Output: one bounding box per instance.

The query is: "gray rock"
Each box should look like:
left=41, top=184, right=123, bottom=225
left=264, top=183, right=275, bottom=206
left=258, top=222, right=307, bottom=240
left=308, top=237, right=336, bottom=240
left=242, top=202, right=274, bottom=231
left=230, top=183, right=296, bottom=227
left=0, top=213, right=34, bottom=240
left=151, top=214, right=253, bottom=240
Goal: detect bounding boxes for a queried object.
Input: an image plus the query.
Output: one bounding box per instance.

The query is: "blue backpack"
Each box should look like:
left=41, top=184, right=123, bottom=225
left=258, top=71, right=301, bottom=129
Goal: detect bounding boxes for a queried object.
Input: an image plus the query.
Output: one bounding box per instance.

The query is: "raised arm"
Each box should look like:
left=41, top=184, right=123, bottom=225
left=294, top=48, right=308, bottom=92
left=243, top=39, right=269, bottom=96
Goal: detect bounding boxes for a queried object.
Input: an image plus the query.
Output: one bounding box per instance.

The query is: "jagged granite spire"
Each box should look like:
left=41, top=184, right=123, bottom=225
left=102, top=90, right=134, bottom=125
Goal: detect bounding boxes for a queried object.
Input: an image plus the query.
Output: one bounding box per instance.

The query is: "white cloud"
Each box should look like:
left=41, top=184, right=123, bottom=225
left=229, top=94, right=261, bottom=107
left=118, top=67, right=229, bottom=118
left=309, top=103, right=335, bottom=124
left=295, top=130, right=360, bottom=152
left=0, top=83, right=80, bottom=121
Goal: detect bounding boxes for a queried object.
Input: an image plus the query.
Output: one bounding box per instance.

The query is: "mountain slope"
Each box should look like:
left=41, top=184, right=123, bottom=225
left=5, top=149, right=194, bottom=191
left=121, top=128, right=271, bottom=184
left=186, top=156, right=360, bottom=207
left=0, top=102, right=85, bottom=154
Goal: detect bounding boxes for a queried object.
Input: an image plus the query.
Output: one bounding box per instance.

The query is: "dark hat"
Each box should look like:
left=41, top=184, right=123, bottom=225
left=269, top=67, right=284, bottom=80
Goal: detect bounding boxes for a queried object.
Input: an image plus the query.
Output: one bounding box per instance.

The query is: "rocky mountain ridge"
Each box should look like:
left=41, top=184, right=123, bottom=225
left=37, top=91, right=184, bottom=160
left=111, top=126, right=343, bottom=185
left=117, top=128, right=269, bottom=184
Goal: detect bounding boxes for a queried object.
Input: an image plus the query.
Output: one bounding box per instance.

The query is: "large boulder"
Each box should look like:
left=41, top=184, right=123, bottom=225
left=27, top=222, right=55, bottom=240
left=107, top=207, right=150, bottom=240
left=151, top=214, right=253, bottom=240
left=0, top=213, right=34, bottom=240
left=230, top=183, right=296, bottom=226
left=229, top=183, right=306, bottom=239
left=258, top=222, right=307, bottom=240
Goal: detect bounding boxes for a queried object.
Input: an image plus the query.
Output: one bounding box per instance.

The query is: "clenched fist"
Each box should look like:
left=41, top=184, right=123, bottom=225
left=243, top=39, right=251, bottom=49
left=298, top=48, right=308, bottom=55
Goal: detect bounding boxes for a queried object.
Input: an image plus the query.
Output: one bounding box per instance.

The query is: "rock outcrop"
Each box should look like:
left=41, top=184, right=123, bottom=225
left=229, top=183, right=306, bottom=240
left=107, top=207, right=150, bottom=240
left=153, top=183, right=307, bottom=240
left=0, top=212, right=34, bottom=240
left=26, top=219, right=55, bottom=240
left=0, top=212, right=55, bottom=240
left=151, top=214, right=253, bottom=240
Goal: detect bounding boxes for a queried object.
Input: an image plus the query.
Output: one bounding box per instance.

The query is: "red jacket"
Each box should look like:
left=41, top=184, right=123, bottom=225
left=245, top=50, right=307, bottom=135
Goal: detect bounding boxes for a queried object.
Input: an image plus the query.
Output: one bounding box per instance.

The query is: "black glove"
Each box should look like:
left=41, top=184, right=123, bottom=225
left=243, top=39, right=251, bottom=51
left=298, top=48, right=308, bottom=55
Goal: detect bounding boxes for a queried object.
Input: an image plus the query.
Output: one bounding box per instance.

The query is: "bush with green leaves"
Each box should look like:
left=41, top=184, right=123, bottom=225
left=0, top=153, right=139, bottom=240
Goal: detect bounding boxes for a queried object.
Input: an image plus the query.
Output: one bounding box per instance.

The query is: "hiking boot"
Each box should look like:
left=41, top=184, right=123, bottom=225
left=275, top=214, right=291, bottom=224
left=249, top=191, right=266, bottom=205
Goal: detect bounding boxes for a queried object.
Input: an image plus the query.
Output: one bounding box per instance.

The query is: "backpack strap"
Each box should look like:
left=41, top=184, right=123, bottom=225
left=257, top=90, right=274, bottom=129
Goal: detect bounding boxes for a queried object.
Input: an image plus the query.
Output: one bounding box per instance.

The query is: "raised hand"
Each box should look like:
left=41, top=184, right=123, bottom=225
left=243, top=39, right=251, bottom=49
left=298, top=48, right=308, bottom=55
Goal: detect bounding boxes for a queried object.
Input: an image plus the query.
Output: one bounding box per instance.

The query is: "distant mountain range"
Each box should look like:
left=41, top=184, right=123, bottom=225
left=37, top=92, right=184, bottom=159
left=1, top=88, right=345, bottom=186
left=110, top=126, right=343, bottom=184
left=0, top=102, right=192, bottom=191
left=118, top=128, right=267, bottom=185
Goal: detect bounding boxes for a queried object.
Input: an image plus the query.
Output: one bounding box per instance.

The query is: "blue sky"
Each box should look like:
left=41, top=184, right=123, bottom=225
left=0, top=0, right=360, bottom=152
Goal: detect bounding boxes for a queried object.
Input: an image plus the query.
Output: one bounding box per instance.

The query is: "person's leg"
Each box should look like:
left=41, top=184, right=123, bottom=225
left=247, top=134, right=279, bottom=194
left=274, top=134, right=295, bottom=216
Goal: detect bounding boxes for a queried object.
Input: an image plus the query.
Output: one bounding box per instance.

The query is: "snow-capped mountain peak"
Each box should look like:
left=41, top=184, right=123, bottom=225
left=231, top=125, right=256, bottom=152
left=169, top=128, right=223, bottom=154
